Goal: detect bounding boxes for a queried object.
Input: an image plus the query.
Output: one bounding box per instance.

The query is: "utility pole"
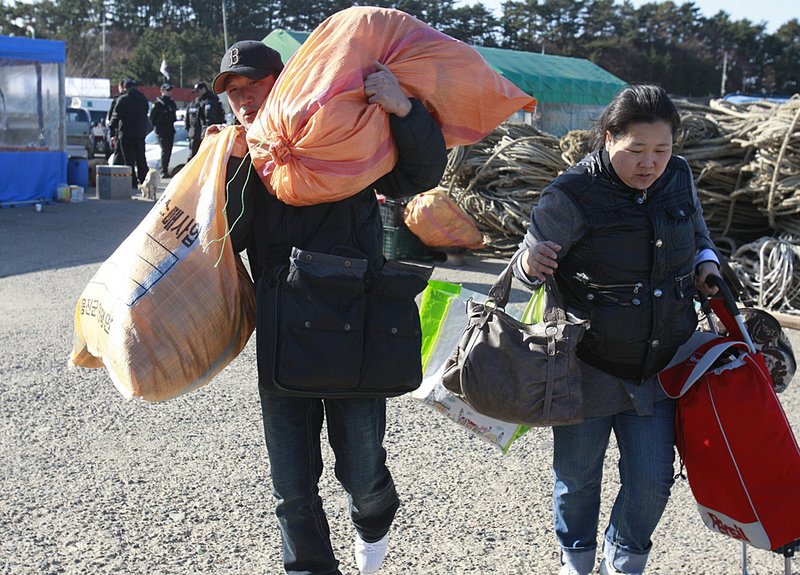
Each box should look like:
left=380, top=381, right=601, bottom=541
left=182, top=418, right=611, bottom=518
left=101, top=18, right=107, bottom=78
left=720, top=51, right=728, bottom=97
left=222, top=0, right=229, bottom=50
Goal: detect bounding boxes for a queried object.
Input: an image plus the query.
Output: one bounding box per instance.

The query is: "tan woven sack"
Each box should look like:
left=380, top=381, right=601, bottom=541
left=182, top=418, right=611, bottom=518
left=68, top=126, right=256, bottom=401
left=404, top=189, right=484, bottom=249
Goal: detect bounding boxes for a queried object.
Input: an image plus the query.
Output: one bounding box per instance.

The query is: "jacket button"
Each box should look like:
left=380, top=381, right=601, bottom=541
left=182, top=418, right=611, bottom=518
left=344, top=260, right=351, bottom=267
left=632, top=298, right=641, bottom=305
left=655, top=239, right=663, bottom=247
left=679, top=209, right=685, bottom=216
left=344, top=323, right=351, bottom=331
left=636, top=197, right=644, bottom=205
left=304, top=321, right=311, bottom=328
left=391, top=327, right=398, bottom=335
left=651, top=339, right=660, bottom=347
left=654, top=289, right=663, bottom=297
left=586, top=293, right=595, bottom=301
left=305, top=253, right=313, bottom=260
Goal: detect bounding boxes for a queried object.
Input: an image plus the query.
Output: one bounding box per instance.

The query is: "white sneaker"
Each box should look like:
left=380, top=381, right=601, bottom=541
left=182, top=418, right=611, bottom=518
left=599, top=559, right=625, bottom=575
left=354, top=533, right=388, bottom=574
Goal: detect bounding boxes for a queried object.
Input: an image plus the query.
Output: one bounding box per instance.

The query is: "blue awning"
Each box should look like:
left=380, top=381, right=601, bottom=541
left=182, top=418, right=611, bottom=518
left=0, top=35, right=65, bottom=63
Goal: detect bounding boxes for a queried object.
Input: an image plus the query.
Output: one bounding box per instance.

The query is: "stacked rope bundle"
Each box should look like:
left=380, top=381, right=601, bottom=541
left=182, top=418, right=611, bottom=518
left=730, top=234, right=800, bottom=315
left=673, top=99, right=771, bottom=243
left=734, top=96, right=800, bottom=237
left=439, top=123, right=564, bottom=250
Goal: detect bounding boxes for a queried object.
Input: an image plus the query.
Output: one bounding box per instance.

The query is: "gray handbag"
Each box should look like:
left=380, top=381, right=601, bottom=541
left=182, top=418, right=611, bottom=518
left=441, top=252, right=588, bottom=427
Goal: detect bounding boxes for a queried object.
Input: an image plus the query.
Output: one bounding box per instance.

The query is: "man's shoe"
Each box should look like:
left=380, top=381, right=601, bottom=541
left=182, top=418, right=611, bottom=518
left=598, top=559, right=625, bottom=575
left=354, top=533, right=388, bottom=574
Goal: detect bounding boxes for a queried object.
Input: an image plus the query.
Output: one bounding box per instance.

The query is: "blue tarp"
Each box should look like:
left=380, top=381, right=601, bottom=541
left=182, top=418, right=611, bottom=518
left=724, top=92, right=791, bottom=105
left=0, top=35, right=65, bottom=63
left=1, top=35, right=66, bottom=205
left=0, top=152, right=67, bottom=205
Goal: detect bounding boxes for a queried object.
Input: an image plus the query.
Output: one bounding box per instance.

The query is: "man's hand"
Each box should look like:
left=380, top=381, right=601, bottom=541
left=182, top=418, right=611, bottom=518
left=364, top=61, right=412, bottom=118
left=521, top=241, right=561, bottom=282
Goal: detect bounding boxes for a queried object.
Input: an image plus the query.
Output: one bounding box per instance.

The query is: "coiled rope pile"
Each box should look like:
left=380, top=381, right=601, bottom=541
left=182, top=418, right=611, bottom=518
left=438, top=96, right=800, bottom=315
left=439, top=123, right=564, bottom=251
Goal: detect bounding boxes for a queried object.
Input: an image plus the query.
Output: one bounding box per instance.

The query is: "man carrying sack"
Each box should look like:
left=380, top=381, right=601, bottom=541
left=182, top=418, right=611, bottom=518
left=211, top=39, right=447, bottom=575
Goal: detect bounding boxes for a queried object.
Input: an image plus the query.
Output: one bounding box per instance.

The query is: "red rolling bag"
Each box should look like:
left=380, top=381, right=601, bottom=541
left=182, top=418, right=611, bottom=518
left=658, top=276, right=800, bottom=562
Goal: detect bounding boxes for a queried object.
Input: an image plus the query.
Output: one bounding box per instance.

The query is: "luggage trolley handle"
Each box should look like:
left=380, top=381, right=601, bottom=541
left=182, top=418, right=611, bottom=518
left=704, top=275, right=756, bottom=353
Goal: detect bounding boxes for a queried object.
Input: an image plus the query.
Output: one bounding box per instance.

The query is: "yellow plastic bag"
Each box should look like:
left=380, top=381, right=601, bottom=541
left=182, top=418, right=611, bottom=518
left=68, top=126, right=256, bottom=401
left=248, top=6, right=536, bottom=206
left=403, top=189, right=484, bottom=249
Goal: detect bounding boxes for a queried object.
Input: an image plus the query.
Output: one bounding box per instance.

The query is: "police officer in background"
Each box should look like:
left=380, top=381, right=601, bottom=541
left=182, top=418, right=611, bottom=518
left=108, top=78, right=150, bottom=188
left=149, top=82, right=178, bottom=178
left=185, top=82, right=224, bottom=158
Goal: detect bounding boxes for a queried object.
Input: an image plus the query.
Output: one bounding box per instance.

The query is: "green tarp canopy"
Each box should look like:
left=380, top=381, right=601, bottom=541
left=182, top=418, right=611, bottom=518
left=262, top=29, right=626, bottom=134
left=472, top=46, right=625, bottom=107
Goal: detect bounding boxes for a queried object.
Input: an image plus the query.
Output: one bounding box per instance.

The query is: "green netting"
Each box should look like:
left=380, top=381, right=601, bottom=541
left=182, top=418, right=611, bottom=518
left=262, top=29, right=625, bottom=107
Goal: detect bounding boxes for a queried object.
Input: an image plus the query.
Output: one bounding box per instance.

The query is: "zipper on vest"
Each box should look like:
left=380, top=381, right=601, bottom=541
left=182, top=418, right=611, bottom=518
left=577, top=276, right=644, bottom=293
left=635, top=188, right=648, bottom=205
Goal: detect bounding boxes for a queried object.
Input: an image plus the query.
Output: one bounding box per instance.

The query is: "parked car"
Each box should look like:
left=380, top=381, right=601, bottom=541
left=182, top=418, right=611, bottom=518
left=66, top=107, right=94, bottom=159
left=144, top=122, right=190, bottom=177
left=70, top=97, right=113, bottom=157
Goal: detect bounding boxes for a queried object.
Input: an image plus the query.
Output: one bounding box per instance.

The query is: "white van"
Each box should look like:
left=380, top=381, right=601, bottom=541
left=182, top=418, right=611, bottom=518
left=70, top=97, right=114, bottom=156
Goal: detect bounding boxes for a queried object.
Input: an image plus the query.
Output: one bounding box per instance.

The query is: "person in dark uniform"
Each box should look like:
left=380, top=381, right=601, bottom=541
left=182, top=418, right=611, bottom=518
left=105, top=80, right=124, bottom=161
left=108, top=78, right=150, bottom=188
left=149, top=82, right=178, bottom=178
left=185, top=82, right=224, bottom=159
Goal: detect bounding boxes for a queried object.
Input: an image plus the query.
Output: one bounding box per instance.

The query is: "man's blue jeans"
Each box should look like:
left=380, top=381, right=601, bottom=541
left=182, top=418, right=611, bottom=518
left=553, top=400, right=676, bottom=575
left=259, top=387, right=400, bottom=575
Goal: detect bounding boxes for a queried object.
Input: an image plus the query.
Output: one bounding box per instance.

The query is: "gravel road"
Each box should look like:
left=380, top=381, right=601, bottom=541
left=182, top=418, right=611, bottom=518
left=1, top=193, right=798, bottom=575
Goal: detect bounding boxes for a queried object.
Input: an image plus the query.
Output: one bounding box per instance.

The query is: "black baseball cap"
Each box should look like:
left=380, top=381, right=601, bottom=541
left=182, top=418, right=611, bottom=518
left=161, top=82, right=173, bottom=91
left=192, top=82, right=207, bottom=92
left=213, top=40, right=284, bottom=94
left=122, top=78, right=136, bottom=89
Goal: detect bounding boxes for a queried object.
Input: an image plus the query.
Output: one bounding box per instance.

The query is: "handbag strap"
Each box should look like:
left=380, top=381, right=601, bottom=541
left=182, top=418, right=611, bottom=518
left=487, top=248, right=570, bottom=323
left=485, top=249, right=524, bottom=309
left=542, top=276, right=568, bottom=323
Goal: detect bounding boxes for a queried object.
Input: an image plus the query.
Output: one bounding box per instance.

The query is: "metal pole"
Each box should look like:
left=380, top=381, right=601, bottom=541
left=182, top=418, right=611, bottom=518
left=101, top=5, right=107, bottom=78
left=222, top=0, right=229, bottom=50
left=720, top=51, right=728, bottom=97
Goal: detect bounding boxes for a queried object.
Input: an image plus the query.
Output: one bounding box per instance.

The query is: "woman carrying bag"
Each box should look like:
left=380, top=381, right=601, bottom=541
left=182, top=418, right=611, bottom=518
left=513, top=85, right=722, bottom=575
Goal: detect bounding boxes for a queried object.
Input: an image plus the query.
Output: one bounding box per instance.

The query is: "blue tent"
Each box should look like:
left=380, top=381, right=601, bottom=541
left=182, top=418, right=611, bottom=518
left=0, top=35, right=67, bottom=205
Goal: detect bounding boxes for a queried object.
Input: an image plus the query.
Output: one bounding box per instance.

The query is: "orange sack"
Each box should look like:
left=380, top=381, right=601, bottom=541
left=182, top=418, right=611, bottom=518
left=68, top=126, right=256, bottom=402
left=247, top=6, right=536, bottom=206
left=404, top=189, right=484, bottom=249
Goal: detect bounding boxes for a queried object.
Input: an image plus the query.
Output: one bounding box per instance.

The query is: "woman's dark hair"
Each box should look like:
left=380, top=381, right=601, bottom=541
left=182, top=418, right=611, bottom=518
left=589, top=84, right=680, bottom=150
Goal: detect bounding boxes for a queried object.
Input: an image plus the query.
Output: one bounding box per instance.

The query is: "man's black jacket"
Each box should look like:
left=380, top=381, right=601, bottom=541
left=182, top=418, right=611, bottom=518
left=108, top=88, right=149, bottom=139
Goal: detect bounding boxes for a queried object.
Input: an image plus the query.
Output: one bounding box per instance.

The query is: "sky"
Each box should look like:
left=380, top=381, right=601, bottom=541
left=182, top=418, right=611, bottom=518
left=471, top=0, right=796, bottom=33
